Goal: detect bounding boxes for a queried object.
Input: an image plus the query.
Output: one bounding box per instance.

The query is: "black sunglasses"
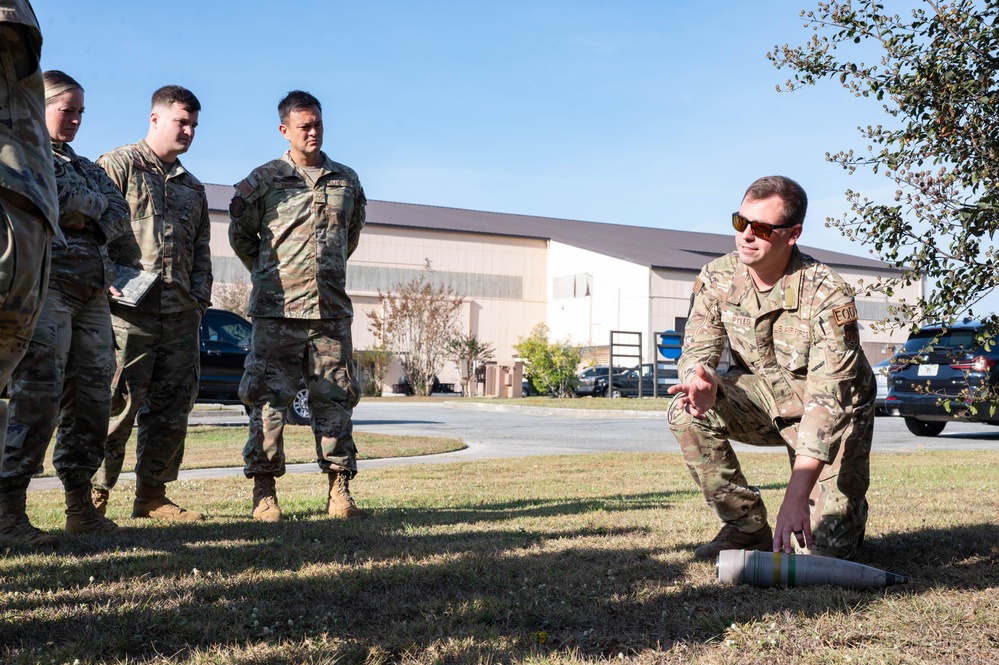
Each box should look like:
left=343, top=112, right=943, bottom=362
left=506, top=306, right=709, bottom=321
left=732, top=212, right=799, bottom=240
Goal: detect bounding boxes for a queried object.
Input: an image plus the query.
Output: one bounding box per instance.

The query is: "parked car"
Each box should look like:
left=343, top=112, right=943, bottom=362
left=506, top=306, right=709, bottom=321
left=885, top=319, right=999, bottom=436
left=872, top=357, right=893, bottom=415
left=199, top=308, right=310, bottom=425
left=575, top=365, right=628, bottom=397
left=604, top=362, right=679, bottom=398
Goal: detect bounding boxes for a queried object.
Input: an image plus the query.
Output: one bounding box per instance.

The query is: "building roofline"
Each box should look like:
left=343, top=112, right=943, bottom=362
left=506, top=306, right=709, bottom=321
left=203, top=183, right=898, bottom=274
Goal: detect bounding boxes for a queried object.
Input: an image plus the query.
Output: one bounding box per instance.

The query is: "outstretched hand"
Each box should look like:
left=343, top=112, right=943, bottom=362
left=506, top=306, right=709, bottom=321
left=666, top=363, right=718, bottom=419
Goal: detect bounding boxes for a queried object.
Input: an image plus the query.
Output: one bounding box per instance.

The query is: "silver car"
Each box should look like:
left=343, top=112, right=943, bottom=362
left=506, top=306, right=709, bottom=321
left=873, top=357, right=893, bottom=415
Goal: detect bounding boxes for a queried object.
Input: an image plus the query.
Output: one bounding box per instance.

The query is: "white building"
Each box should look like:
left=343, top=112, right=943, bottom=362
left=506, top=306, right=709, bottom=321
left=204, top=185, right=919, bottom=386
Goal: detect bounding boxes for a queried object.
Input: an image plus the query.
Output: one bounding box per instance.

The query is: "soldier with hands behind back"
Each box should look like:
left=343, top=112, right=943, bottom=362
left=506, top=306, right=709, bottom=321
left=229, top=90, right=367, bottom=522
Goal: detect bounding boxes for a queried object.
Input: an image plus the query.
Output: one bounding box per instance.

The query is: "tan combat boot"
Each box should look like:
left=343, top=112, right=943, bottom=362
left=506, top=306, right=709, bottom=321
left=326, top=471, right=369, bottom=519
left=251, top=475, right=282, bottom=522
left=0, top=487, right=60, bottom=549
left=132, top=480, right=205, bottom=521
left=694, top=523, right=773, bottom=559
left=65, top=485, right=121, bottom=534
left=91, top=487, right=110, bottom=516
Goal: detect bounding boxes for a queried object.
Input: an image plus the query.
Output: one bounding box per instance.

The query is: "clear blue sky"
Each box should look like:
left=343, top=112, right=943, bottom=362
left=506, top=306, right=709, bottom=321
left=33, top=1, right=996, bottom=314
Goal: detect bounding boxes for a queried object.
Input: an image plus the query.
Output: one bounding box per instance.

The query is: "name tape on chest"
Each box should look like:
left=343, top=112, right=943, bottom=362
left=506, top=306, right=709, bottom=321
left=721, top=311, right=753, bottom=327
left=831, top=303, right=859, bottom=327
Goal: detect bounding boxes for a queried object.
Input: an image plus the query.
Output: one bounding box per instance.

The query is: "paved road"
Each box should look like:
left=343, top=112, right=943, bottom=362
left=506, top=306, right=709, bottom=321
left=27, top=400, right=999, bottom=491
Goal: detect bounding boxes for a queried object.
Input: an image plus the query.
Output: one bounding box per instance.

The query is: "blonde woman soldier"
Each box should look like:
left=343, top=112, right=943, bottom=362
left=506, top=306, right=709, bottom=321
left=0, top=71, right=131, bottom=549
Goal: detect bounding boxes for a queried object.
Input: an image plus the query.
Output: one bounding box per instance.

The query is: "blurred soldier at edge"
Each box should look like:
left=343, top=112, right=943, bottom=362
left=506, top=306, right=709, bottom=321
left=91, top=86, right=213, bottom=521
left=0, top=0, right=61, bottom=549
left=667, top=176, right=874, bottom=560
left=1, top=71, right=131, bottom=549
left=229, top=90, right=367, bottom=522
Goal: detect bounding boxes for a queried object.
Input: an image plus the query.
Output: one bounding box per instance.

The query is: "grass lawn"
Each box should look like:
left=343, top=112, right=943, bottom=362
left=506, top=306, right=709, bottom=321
left=3, top=450, right=997, bottom=664
left=37, top=425, right=466, bottom=477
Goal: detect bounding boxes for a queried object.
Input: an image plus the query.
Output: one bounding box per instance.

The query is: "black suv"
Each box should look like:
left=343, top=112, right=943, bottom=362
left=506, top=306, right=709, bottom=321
left=573, top=363, right=679, bottom=398
left=199, top=308, right=310, bottom=425
left=604, top=362, right=679, bottom=398
left=885, top=319, right=999, bottom=436
left=575, top=366, right=628, bottom=397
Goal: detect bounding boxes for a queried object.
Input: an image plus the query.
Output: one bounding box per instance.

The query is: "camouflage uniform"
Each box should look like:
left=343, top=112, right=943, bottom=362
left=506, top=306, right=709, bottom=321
left=1, top=142, right=130, bottom=492
left=229, top=152, right=364, bottom=478
left=668, top=248, right=875, bottom=559
left=92, top=139, right=213, bottom=492
left=0, top=0, right=60, bottom=445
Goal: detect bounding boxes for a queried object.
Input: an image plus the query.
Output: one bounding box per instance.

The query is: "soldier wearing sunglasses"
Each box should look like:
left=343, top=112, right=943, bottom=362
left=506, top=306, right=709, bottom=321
left=667, top=175, right=875, bottom=560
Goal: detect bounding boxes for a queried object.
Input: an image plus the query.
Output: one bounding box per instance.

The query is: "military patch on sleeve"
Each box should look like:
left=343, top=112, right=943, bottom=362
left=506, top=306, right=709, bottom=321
left=229, top=196, right=246, bottom=219
left=235, top=179, right=254, bottom=197
left=843, top=321, right=860, bottom=349
left=692, top=278, right=703, bottom=295
left=831, top=303, right=858, bottom=326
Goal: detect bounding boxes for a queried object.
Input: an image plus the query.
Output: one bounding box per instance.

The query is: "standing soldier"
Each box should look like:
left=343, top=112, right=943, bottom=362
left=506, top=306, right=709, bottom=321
left=1, top=71, right=131, bottom=549
left=0, top=0, right=61, bottom=548
left=229, top=90, right=367, bottom=522
left=667, top=175, right=874, bottom=560
left=91, top=86, right=213, bottom=521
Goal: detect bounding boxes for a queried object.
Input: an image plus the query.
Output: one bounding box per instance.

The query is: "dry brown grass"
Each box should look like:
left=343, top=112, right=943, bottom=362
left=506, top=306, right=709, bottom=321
left=2, top=451, right=998, bottom=664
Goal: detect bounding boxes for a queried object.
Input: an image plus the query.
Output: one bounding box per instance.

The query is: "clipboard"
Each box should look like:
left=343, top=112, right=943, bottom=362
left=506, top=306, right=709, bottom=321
left=111, top=264, right=159, bottom=307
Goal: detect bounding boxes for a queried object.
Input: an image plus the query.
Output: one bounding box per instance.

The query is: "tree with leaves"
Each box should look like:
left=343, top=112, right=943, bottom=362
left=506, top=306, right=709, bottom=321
left=354, top=345, right=393, bottom=397
left=769, top=0, right=999, bottom=412
left=367, top=273, right=465, bottom=396
left=211, top=281, right=251, bottom=318
left=447, top=333, right=494, bottom=397
left=514, top=323, right=582, bottom=398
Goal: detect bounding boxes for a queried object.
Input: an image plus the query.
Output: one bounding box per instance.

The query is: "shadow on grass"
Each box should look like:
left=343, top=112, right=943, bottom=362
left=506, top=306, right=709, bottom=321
left=2, top=485, right=997, bottom=664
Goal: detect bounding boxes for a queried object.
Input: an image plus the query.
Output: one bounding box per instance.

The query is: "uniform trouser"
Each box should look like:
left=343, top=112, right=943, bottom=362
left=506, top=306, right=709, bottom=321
left=668, top=368, right=873, bottom=559
left=239, top=316, right=360, bottom=478
left=92, top=307, right=201, bottom=491
left=0, top=280, right=114, bottom=491
left=0, top=196, right=51, bottom=455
